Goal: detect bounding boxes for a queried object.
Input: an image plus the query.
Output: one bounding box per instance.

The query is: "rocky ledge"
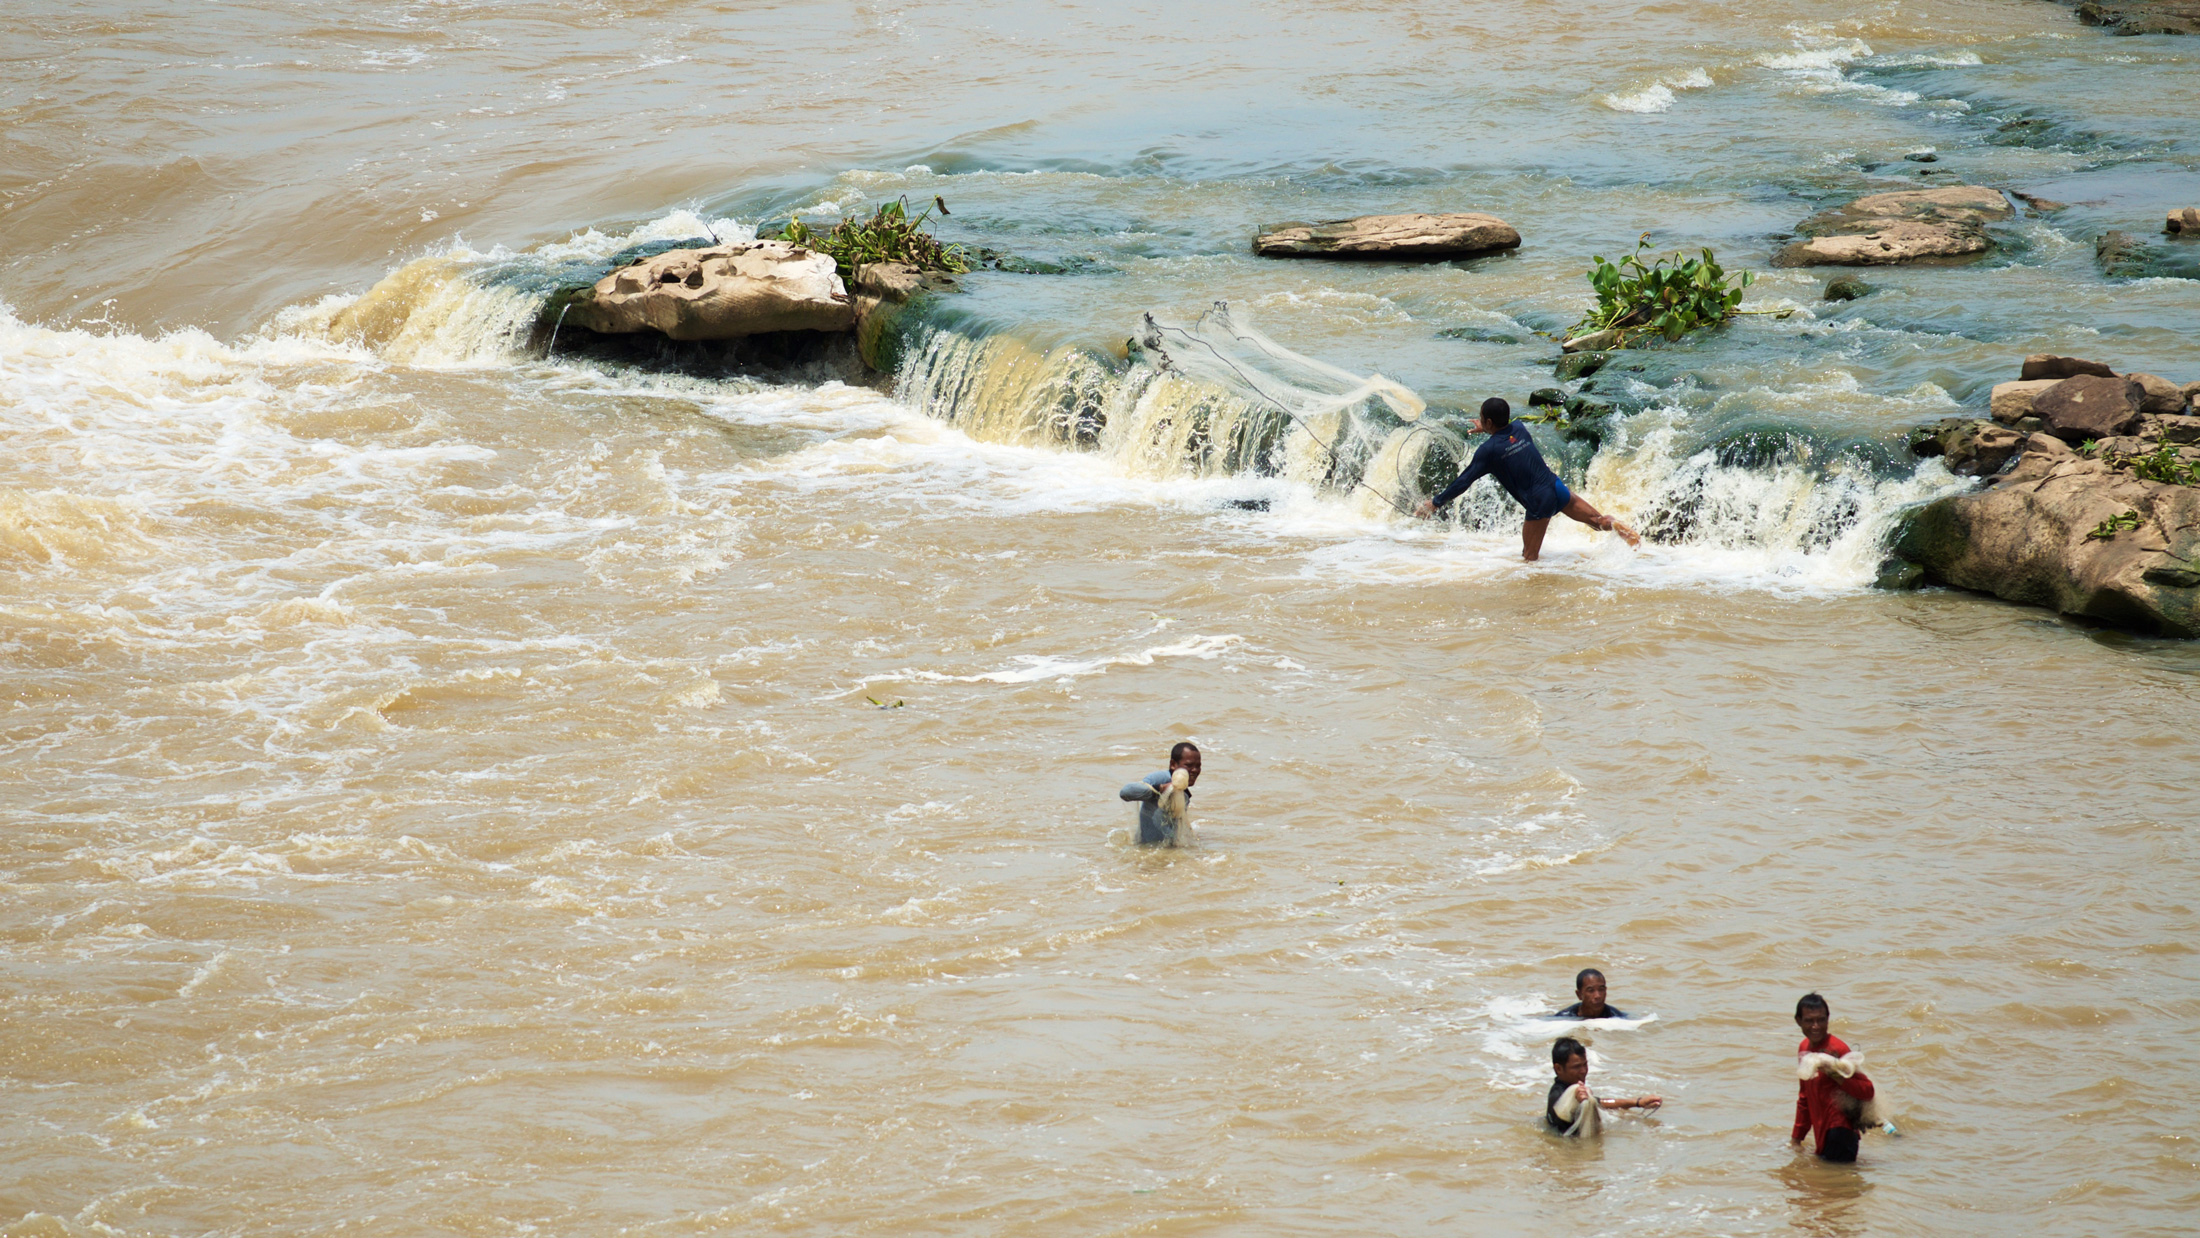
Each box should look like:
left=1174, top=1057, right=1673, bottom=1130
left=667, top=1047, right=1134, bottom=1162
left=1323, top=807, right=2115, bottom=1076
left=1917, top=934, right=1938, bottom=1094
left=1254, top=213, right=1521, bottom=261
left=1894, top=355, right=2200, bottom=636
left=2058, top=1, right=2200, bottom=34
left=545, top=240, right=952, bottom=375
left=1773, top=186, right=2014, bottom=267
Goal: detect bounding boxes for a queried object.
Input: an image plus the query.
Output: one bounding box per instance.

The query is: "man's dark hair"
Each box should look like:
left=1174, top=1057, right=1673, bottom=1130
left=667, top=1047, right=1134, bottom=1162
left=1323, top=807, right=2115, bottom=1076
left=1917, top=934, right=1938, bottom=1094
left=1796, top=992, right=1831, bottom=1018
left=1551, top=1037, right=1587, bottom=1068
left=1575, top=968, right=1605, bottom=992
left=1480, top=396, right=1511, bottom=428
left=1169, top=741, right=1200, bottom=763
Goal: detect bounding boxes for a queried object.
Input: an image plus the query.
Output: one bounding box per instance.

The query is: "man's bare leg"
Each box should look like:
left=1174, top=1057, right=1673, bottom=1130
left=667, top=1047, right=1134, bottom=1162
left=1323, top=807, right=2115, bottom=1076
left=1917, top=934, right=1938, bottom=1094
left=1560, top=493, right=1641, bottom=548
left=1521, top=517, right=1551, bottom=561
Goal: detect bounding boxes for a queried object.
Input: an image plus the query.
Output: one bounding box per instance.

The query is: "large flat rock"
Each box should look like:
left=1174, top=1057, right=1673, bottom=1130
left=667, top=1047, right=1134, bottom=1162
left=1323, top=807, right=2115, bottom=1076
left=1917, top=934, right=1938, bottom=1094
left=1254, top=213, right=1521, bottom=261
left=1773, top=186, right=2013, bottom=267
left=567, top=241, right=855, bottom=340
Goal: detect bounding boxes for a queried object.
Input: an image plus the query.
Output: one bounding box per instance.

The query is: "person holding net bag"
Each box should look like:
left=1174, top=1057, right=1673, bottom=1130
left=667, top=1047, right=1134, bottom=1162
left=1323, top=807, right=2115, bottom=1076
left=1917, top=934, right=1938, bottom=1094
left=1413, top=397, right=1640, bottom=560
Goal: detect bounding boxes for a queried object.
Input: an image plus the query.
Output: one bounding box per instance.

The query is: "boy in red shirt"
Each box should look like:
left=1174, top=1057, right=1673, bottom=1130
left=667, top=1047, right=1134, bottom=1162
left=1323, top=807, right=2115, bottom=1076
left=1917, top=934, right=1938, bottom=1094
left=1790, top=992, right=1876, bottom=1163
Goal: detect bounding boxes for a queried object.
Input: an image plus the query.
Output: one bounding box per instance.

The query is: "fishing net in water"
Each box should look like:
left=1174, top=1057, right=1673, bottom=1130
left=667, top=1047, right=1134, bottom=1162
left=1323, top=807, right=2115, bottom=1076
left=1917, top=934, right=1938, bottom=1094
left=1134, top=301, right=1426, bottom=424
left=1132, top=302, right=1462, bottom=514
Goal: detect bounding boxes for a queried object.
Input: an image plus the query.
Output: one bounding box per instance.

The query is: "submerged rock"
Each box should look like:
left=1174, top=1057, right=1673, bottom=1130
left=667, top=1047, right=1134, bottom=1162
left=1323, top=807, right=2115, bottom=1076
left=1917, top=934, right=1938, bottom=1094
left=1253, top=212, right=1522, bottom=261
left=1773, top=186, right=2014, bottom=267
left=2095, top=228, right=2200, bottom=281
left=1896, top=354, right=2200, bottom=636
left=1552, top=351, right=1607, bottom=380
left=567, top=241, right=855, bottom=340
left=1822, top=276, right=1874, bottom=301
left=1436, top=325, right=1524, bottom=344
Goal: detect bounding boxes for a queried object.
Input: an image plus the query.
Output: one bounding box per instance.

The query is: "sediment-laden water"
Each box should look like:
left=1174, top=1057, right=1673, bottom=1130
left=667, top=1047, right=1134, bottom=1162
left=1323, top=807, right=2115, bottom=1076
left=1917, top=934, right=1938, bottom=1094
left=5, top=2, right=2199, bottom=1235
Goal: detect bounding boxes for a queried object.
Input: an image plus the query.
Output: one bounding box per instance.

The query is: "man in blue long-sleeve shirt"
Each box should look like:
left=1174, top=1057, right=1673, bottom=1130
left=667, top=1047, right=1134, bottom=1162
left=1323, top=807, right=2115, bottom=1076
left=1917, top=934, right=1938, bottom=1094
left=1120, top=742, right=1200, bottom=846
left=1412, top=397, right=1639, bottom=561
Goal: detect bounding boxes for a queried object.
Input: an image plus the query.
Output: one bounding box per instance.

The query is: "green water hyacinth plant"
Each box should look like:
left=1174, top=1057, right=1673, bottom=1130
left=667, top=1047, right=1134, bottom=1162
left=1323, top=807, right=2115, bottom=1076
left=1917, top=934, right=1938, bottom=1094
left=1574, top=233, right=1754, bottom=344
left=772, top=197, right=970, bottom=280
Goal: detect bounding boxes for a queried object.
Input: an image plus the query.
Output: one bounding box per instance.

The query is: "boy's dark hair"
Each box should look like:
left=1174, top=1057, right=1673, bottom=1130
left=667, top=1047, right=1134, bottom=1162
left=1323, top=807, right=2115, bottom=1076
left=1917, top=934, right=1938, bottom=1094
left=1575, top=967, right=1604, bottom=991
left=1169, top=741, right=1200, bottom=763
left=1551, top=1037, right=1587, bottom=1068
left=1796, top=992, right=1831, bottom=1018
left=1480, top=396, right=1511, bottom=428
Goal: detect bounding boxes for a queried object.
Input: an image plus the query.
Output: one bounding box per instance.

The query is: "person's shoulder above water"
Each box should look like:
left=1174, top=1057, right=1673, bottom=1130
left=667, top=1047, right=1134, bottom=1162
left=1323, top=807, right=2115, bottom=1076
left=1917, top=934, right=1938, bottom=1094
left=1119, top=770, right=1171, bottom=800
left=1552, top=1001, right=1632, bottom=1020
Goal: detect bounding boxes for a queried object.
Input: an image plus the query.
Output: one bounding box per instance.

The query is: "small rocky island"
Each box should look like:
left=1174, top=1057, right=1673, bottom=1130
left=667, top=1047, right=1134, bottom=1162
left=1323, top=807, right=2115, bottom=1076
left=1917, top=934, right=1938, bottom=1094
left=1773, top=186, right=2014, bottom=267
left=1896, top=356, right=2200, bottom=636
left=1253, top=213, right=1521, bottom=261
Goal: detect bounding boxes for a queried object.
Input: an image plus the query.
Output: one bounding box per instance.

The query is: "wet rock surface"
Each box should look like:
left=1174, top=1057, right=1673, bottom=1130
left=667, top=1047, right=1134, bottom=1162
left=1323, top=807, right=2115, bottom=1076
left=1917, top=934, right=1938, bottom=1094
left=1897, top=355, right=2200, bottom=636
left=567, top=241, right=855, bottom=340
left=1253, top=212, right=1522, bottom=261
left=2094, top=228, right=2200, bottom=281
left=2064, top=1, right=2200, bottom=35
left=1774, top=186, right=2013, bottom=267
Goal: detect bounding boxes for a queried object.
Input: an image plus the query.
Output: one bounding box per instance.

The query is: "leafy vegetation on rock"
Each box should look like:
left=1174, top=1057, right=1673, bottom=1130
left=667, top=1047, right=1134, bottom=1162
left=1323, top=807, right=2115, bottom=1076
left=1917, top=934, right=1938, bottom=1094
left=1572, top=234, right=1754, bottom=345
left=2082, top=439, right=2200, bottom=486
left=772, top=198, right=969, bottom=279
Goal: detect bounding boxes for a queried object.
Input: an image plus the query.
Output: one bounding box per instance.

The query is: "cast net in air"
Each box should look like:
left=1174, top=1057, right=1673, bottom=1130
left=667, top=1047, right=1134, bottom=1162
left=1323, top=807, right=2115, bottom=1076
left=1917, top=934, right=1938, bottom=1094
left=1131, top=301, right=1461, bottom=514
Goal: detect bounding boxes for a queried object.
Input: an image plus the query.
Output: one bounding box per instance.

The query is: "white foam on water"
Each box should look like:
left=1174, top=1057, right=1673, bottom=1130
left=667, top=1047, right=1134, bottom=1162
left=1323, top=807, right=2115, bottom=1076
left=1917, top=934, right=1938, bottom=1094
left=1602, top=67, right=1714, bottom=114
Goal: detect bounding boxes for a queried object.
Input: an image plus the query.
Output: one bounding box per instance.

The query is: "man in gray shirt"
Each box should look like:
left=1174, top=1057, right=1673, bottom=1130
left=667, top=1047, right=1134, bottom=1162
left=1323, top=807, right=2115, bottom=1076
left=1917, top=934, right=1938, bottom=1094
left=1119, top=742, right=1201, bottom=846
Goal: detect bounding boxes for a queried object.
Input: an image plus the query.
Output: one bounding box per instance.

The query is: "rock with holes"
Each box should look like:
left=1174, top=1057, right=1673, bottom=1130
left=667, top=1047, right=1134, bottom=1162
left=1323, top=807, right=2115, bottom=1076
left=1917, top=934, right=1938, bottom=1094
left=566, top=241, right=855, bottom=340
left=1773, top=186, right=2014, bottom=267
left=1253, top=213, right=1522, bottom=261
left=2169, top=207, right=2200, bottom=234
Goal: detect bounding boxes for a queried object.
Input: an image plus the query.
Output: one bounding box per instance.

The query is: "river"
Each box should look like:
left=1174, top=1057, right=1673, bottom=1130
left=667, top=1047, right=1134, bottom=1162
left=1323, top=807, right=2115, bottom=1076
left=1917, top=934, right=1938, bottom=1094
left=4, top=2, right=2199, bottom=1234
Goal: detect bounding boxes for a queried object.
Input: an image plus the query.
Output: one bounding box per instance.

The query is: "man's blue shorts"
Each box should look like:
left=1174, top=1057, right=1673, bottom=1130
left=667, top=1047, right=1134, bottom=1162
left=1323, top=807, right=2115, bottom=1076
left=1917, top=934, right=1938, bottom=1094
left=1522, top=478, right=1572, bottom=522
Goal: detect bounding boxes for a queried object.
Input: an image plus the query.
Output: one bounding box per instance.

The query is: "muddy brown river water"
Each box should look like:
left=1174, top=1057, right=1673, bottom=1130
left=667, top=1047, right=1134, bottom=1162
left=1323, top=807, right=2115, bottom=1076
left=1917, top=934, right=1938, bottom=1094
left=5, top=2, right=2200, bottom=1235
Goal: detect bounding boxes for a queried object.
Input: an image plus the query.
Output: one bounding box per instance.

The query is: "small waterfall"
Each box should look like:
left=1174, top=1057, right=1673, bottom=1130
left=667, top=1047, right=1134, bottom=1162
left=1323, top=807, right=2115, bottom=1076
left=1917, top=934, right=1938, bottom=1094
left=893, top=315, right=1459, bottom=505
left=887, top=315, right=1971, bottom=586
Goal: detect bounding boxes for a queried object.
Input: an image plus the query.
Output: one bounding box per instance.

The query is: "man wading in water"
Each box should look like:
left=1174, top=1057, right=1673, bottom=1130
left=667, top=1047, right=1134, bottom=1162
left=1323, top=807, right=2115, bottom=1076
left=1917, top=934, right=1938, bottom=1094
left=1413, top=397, right=1640, bottom=560
left=1119, top=742, right=1200, bottom=846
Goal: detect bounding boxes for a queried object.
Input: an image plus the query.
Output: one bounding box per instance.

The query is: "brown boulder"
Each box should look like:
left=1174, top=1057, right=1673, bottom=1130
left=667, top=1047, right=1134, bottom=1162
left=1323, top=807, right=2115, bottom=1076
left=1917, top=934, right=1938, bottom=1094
left=567, top=241, right=854, bottom=340
left=2033, top=374, right=2144, bottom=443
left=1895, top=455, right=2200, bottom=636
left=1990, top=379, right=2060, bottom=424
left=1254, top=213, right=1522, bottom=261
left=2169, top=207, right=2200, bottom=235
left=2146, top=414, right=2200, bottom=445
left=2019, top=353, right=2117, bottom=381
left=2185, top=380, right=2200, bottom=411
left=1909, top=418, right=2023, bottom=476
left=1773, top=186, right=2013, bottom=267
left=2129, top=372, right=2187, bottom=415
